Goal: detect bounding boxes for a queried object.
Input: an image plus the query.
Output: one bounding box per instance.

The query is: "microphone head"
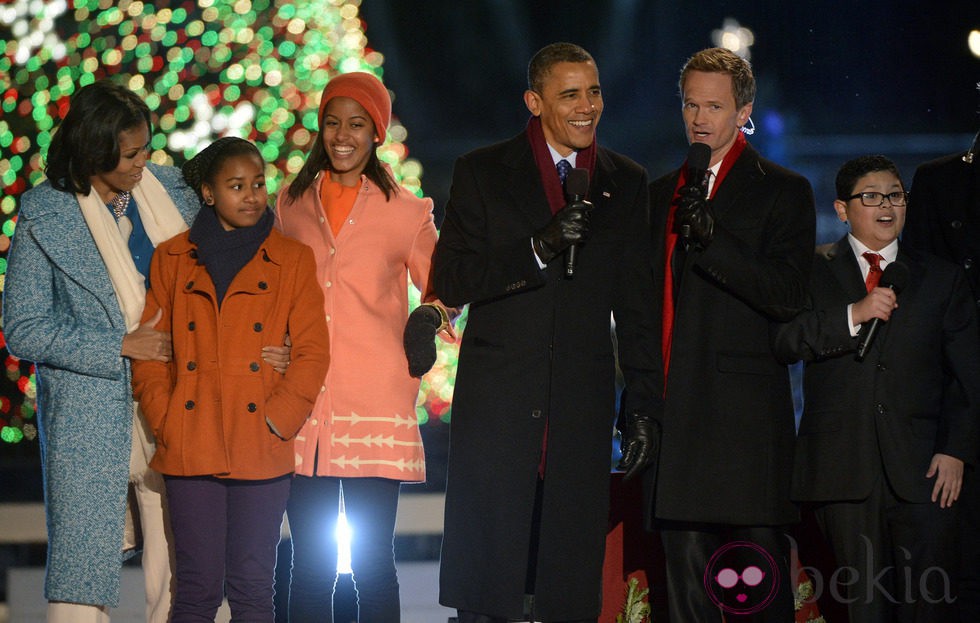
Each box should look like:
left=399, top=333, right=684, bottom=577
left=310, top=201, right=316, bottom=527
left=881, top=261, right=910, bottom=293
left=566, top=168, right=590, bottom=199
left=686, top=142, right=712, bottom=172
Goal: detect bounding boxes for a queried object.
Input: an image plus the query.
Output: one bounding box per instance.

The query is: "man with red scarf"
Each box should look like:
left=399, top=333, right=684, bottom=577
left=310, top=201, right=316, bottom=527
left=636, top=47, right=816, bottom=622
left=433, top=42, right=660, bottom=622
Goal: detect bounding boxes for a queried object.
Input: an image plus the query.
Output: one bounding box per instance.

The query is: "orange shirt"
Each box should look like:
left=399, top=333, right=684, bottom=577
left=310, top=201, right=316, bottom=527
left=319, top=174, right=358, bottom=237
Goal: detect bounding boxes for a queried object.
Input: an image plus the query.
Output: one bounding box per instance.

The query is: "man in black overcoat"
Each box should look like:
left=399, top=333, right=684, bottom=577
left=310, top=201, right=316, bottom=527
left=433, top=42, right=660, bottom=622
left=641, top=47, right=816, bottom=622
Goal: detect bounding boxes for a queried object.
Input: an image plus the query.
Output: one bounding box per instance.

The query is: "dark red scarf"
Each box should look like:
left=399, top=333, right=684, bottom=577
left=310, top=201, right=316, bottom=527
left=525, top=115, right=598, bottom=478
left=661, top=132, right=747, bottom=388
left=526, top=115, right=598, bottom=213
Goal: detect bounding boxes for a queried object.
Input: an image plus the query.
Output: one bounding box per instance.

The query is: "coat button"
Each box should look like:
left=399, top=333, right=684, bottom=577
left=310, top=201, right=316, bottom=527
left=877, top=363, right=886, bottom=372
left=189, top=249, right=198, bottom=259
left=247, top=403, right=257, bottom=412
left=262, top=250, right=271, bottom=262
left=187, top=361, right=197, bottom=371
left=258, top=281, right=268, bottom=290
left=253, top=322, right=263, bottom=332
left=875, top=403, right=885, bottom=414
left=188, top=321, right=195, bottom=330
left=250, top=362, right=260, bottom=372
left=185, top=281, right=194, bottom=290
left=185, top=400, right=195, bottom=410
left=964, top=258, right=974, bottom=270
left=952, top=220, right=963, bottom=229
left=531, top=409, right=542, bottom=419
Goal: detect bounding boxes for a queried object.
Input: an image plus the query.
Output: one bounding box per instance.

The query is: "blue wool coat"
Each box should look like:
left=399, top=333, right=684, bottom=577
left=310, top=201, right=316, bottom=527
left=3, top=163, right=198, bottom=606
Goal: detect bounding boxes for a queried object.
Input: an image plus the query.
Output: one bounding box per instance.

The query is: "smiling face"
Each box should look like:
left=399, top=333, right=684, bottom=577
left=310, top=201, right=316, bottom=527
left=89, top=122, right=150, bottom=202
left=524, top=60, right=602, bottom=157
left=681, top=70, right=752, bottom=167
left=321, top=96, right=377, bottom=187
left=202, top=152, right=267, bottom=231
left=834, top=170, right=906, bottom=251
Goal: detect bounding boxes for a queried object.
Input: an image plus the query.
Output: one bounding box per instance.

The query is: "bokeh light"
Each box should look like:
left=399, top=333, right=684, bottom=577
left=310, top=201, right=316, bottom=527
left=0, top=0, right=461, bottom=444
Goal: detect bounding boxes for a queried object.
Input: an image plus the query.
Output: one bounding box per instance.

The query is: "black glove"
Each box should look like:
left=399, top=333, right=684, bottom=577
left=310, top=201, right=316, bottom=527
left=675, top=184, right=714, bottom=248
left=617, top=411, right=660, bottom=482
left=403, top=305, right=443, bottom=377
left=531, top=203, right=591, bottom=264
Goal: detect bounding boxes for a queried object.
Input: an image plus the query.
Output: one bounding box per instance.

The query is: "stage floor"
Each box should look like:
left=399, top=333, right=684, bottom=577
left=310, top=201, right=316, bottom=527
left=3, top=561, right=454, bottom=623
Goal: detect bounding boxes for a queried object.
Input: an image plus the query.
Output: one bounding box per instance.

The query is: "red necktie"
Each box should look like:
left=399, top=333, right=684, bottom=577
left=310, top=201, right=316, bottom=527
left=863, top=252, right=883, bottom=292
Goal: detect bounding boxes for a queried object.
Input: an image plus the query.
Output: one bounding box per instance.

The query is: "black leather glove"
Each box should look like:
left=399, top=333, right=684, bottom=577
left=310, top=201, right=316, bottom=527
left=403, top=304, right=443, bottom=377
left=617, top=411, right=660, bottom=482
left=531, top=203, right=591, bottom=264
left=675, top=185, right=714, bottom=248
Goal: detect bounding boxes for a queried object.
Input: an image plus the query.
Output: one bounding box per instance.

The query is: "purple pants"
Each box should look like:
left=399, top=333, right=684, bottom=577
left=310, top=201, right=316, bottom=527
left=164, top=475, right=291, bottom=622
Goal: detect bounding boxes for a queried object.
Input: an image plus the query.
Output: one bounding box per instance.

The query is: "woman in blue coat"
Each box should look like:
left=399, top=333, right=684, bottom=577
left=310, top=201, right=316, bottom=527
left=3, top=80, right=288, bottom=622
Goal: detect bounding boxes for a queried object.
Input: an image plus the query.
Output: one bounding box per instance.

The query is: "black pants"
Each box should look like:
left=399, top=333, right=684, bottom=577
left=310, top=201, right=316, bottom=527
left=286, top=476, right=402, bottom=622
left=659, top=522, right=794, bottom=623
left=814, top=473, right=959, bottom=623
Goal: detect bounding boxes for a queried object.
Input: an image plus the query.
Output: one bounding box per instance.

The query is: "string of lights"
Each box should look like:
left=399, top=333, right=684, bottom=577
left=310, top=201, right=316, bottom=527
left=0, top=0, right=461, bottom=444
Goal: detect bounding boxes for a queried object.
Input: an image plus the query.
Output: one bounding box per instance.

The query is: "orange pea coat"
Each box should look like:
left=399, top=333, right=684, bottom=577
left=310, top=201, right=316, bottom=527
left=132, top=227, right=330, bottom=480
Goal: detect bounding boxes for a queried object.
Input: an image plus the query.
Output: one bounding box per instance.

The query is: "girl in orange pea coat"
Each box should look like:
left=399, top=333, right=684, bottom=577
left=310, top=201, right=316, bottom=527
left=132, top=137, right=329, bottom=622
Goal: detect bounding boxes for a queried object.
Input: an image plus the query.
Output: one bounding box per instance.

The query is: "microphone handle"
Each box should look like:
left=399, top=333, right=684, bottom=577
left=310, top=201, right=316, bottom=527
left=565, top=244, right=577, bottom=277
left=855, top=317, right=880, bottom=360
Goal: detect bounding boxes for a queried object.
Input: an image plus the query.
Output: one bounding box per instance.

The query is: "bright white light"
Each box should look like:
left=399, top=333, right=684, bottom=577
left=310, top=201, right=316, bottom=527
left=336, top=509, right=353, bottom=574
left=969, top=30, right=980, bottom=59
left=711, top=18, right=755, bottom=60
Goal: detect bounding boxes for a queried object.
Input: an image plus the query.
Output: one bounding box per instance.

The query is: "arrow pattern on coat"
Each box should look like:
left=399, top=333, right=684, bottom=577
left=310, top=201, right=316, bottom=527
left=328, top=456, right=425, bottom=472
left=331, top=433, right=423, bottom=448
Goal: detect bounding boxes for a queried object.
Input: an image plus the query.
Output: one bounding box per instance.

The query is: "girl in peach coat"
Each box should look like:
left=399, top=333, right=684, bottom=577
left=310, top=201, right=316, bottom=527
left=275, top=71, right=454, bottom=622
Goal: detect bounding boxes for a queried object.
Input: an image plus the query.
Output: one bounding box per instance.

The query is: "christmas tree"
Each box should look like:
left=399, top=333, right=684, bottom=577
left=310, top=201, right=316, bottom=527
left=0, top=0, right=460, bottom=444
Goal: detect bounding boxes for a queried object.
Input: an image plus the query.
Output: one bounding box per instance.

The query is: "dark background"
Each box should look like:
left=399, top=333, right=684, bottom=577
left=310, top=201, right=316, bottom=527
left=360, top=1, right=980, bottom=243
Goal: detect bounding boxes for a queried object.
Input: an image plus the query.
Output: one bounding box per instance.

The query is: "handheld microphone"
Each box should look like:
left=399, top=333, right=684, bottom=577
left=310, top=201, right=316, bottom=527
left=680, top=142, right=712, bottom=240
left=855, top=261, right=909, bottom=361
left=564, top=168, right=591, bottom=278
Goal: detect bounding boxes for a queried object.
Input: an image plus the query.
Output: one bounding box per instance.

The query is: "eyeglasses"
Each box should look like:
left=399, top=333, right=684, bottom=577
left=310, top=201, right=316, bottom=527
left=845, top=191, right=908, bottom=207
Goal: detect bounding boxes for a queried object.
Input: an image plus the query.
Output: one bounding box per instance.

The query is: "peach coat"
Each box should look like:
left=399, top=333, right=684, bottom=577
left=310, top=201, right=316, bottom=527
left=132, top=227, right=330, bottom=480
left=275, top=172, right=437, bottom=482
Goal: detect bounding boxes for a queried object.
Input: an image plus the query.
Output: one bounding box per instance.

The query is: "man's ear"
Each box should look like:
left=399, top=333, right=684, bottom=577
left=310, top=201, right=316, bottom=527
left=833, top=199, right=848, bottom=223
left=524, top=90, right=542, bottom=117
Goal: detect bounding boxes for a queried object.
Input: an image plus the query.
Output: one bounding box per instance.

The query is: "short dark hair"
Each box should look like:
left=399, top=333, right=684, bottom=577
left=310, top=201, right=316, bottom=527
left=835, top=155, right=903, bottom=200
left=679, top=47, right=756, bottom=109
left=45, top=80, right=152, bottom=195
left=527, top=42, right=596, bottom=93
left=182, top=136, right=263, bottom=200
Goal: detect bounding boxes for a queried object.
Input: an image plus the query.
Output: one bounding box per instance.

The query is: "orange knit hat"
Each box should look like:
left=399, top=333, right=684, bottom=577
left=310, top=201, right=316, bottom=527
left=317, top=72, right=391, bottom=143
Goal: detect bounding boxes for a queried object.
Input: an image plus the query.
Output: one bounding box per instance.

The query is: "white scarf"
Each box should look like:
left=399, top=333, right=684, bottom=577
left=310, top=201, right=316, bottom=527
left=77, top=167, right=188, bottom=331
left=77, top=167, right=189, bottom=493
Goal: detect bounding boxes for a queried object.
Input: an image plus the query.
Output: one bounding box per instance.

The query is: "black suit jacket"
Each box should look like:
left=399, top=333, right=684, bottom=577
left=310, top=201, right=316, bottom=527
left=773, top=238, right=980, bottom=503
left=645, top=142, right=815, bottom=526
left=433, top=130, right=660, bottom=620
left=905, top=152, right=980, bottom=303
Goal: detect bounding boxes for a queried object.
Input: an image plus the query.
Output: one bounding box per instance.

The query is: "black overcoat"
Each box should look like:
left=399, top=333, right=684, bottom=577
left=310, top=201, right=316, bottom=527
left=645, top=144, right=815, bottom=527
left=433, top=131, right=660, bottom=620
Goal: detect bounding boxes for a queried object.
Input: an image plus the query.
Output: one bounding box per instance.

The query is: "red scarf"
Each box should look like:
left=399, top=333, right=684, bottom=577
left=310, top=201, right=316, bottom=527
left=525, top=115, right=598, bottom=479
left=526, top=115, right=597, bottom=213
left=661, top=132, right=747, bottom=388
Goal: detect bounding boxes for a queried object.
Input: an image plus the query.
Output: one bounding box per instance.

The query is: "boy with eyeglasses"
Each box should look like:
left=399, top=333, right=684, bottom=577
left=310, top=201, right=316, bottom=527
left=773, top=154, right=980, bottom=622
